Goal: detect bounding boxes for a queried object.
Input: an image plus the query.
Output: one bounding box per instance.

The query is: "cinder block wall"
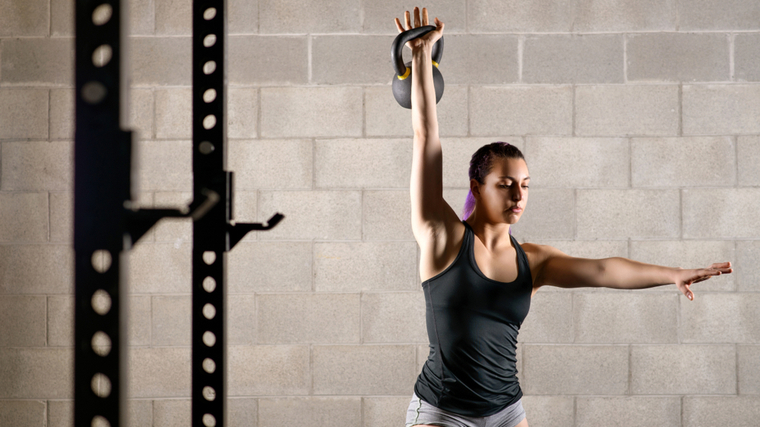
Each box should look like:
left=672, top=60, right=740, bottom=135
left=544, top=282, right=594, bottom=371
left=1, top=0, right=760, bottom=426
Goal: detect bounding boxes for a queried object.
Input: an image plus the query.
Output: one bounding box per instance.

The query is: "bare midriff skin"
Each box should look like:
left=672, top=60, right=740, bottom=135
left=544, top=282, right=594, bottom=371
left=397, top=6, right=731, bottom=427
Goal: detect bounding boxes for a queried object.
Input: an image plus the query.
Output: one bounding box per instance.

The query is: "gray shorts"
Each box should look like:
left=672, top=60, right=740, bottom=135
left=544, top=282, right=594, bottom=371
left=405, top=392, right=526, bottom=427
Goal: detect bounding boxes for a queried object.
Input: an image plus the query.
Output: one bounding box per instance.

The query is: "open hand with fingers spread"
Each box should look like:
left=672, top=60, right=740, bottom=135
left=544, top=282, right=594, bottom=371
left=393, top=6, right=444, bottom=51
left=675, top=262, right=733, bottom=300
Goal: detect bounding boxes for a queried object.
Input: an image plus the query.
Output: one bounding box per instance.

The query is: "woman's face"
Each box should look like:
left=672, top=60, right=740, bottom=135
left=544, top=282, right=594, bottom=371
left=471, top=157, right=530, bottom=225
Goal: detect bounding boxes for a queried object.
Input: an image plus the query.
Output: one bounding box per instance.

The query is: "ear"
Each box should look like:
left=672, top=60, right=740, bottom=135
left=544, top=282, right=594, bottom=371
left=470, top=178, right=481, bottom=198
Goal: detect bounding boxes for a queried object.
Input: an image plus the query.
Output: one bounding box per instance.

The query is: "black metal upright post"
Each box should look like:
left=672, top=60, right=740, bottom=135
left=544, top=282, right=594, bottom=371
left=74, top=2, right=218, bottom=426
left=191, top=2, right=283, bottom=426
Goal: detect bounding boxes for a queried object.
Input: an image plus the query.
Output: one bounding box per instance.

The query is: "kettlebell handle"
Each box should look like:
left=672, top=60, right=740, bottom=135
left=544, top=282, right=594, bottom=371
left=391, top=25, right=444, bottom=79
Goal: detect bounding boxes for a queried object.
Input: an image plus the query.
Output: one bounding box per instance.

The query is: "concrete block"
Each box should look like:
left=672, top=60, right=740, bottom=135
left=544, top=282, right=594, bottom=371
left=1, top=141, right=73, bottom=191
left=362, top=190, right=414, bottom=241
left=152, top=295, right=191, bottom=346
left=153, top=399, right=190, bottom=427
left=227, top=88, right=258, bottom=139
left=315, top=138, right=411, bottom=188
left=314, top=241, right=417, bottom=292
left=576, top=189, right=680, bottom=239
left=128, top=242, right=192, bottom=293
left=363, top=1, right=466, bottom=34
left=1, top=38, right=73, bottom=85
left=153, top=192, right=193, bottom=244
left=228, top=139, right=312, bottom=190
left=229, top=294, right=256, bottom=345
left=576, top=397, right=680, bottom=427
left=365, top=85, right=469, bottom=138
left=155, top=88, right=191, bottom=139
left=259, top=397, right=361, bottom=427
left=574, top=292, right=678, bottom=343
left=48, top=296, right=73, bottom=347
left=738, top=136, right=760, bottom=186
left=128, top=88, right=154, bottom=140
left=136, top=140, right=193, bottom=192
left=259, top=0, right=360, bottom=33
left=0, top=348, right=73, bottom=398
left=524, top=137, right=629, bottom=188
left=735, top=33, right=760, bottom=82
left=313, top=35, right=395, bottom=85
left=470, top=85, right=573, bottom=137
left=508, top=188, right=575, bottom=240
left=738, top=345, right=760, bottom=394
left=312, top=345, right=416, bottom=395
left=130, top=37, right=192, bottom=86
left=737, top=241, right=760, bottom=292
left=683, top=396, right=760, bottom=427
left=128, top=296, right=151, bottom=346
left=155, top=0, right=191, bottom=35
left=0, top=401, right=45, bottom=426
left=228, top=0, right=259, bottom=34
left=468, top=0, right=675, bottom=32
left=128, top=347, right=191, bottom=398
left=627, top=33, right=729, bottom=82
left=258, top=190, right=362, bottom=240
left=576, top=84, right=679, bottom=136
left=522, top=345, right=628, bottom=394
left=435, top=35, right=519, bottom=85
left=683, top=84, right=760, bottom=135
left=0, top=192, right=48, bottom=242
left=126, top=0, right=156, bottom=35
left=228, top=345, right=310, bottom=396
left=228, top=241, right=312, bottom=293
left=678, top=0, right=760, bottom=30
left=0, top=244, right=73, bottom=294
left=681, top=293, right=760, bottom=343
left=0, top=296, right=46, bottom=347
left=683, top=188, right=760, bottom=238
left=48, top=400, right=73, bottom=427
left=0, top=89, right=48, bottom=139
left=260, top=87, right=363, bottom=138
left=632, top=137, right=735, bottom=187
left=630, top=240, right=736, bottom=292
left=0, top=0, right=49, bottom=36
left=228, top=398, right=258, bottom=427
left=258, top=293, right=360, bottom=343
left=631, top=344, right=735, bottom=394
left=520, top=396, right=574, bottom=427
left=361, top=291, right=426, bottom=343
left=51, top=0, right=73, bottom=36
left=228, top=36, right=307, bottom=85
left=524, top=34, right=623, bottom=84
left=362, top=396, right=411, bottom=427
left=520, top=292, right=573, bottom=343
left=50, top=89, right=74, bottom=140
left=125, top=400, right=152, bottom=427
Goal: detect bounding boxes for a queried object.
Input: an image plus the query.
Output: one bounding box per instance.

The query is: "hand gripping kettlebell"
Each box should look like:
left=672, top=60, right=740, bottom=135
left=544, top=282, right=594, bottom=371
left=391, top=25, right=444, bottom=109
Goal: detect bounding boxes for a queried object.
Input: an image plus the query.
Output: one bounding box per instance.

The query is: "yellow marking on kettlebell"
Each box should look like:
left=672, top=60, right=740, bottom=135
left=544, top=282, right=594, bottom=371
left=397, top=61, right=439, bottom=80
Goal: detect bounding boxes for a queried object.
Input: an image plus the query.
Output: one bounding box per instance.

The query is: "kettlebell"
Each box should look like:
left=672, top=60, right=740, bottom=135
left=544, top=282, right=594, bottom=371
left=391, top=25, right=444, bottom=109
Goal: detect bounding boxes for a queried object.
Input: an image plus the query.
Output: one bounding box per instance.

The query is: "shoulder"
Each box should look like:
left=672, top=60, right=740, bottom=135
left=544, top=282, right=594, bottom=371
left=518, top=242, right=569, bottom=287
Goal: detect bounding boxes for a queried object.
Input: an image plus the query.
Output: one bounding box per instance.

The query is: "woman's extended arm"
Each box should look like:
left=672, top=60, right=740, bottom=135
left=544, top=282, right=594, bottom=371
left=534, top=245, right=733, bottom=300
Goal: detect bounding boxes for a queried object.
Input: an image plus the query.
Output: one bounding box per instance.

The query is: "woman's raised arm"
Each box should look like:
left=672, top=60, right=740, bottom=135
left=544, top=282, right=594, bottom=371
left=395, top=8, right=454, bottom=242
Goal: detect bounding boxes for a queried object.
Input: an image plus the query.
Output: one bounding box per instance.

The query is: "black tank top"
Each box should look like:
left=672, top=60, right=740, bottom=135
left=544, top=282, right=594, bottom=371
left=414, top=220, right=533, bottom=417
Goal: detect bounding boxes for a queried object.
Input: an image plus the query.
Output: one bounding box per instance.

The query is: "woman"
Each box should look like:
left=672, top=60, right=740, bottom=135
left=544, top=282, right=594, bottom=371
left=395, top=7, right=733, bottom=427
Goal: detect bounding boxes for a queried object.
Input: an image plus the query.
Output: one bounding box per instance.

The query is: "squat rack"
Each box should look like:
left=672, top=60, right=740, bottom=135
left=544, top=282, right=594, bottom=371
left=74, top=1, right=283, bottom=426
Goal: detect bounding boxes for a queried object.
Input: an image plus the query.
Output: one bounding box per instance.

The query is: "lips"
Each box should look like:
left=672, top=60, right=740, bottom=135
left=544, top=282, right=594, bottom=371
left=508, top=206, right=522, bottom=212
